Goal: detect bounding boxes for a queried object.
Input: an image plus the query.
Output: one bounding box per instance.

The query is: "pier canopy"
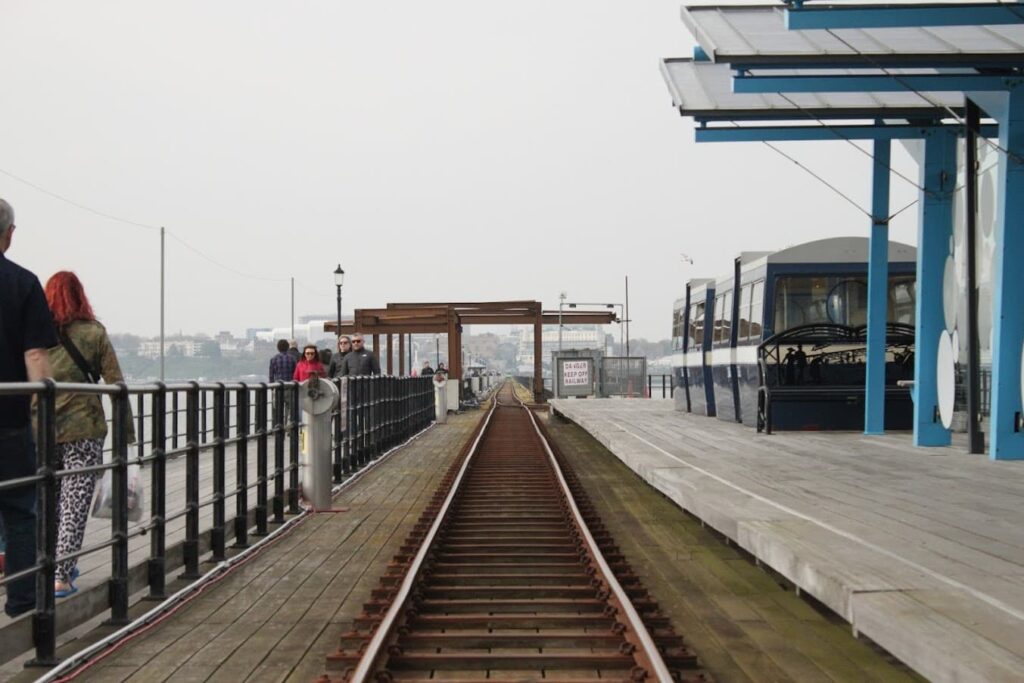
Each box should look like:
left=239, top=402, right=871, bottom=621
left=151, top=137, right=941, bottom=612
left=324, top=300, right=617, bottom=401
left=661, top=2, right=1024, bottom=460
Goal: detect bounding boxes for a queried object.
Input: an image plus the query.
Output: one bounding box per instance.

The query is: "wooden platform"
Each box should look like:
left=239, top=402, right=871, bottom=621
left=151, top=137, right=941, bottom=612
left=18, top=412, right=481, bottom=683
left=550, top=398, right=1024, bottom=683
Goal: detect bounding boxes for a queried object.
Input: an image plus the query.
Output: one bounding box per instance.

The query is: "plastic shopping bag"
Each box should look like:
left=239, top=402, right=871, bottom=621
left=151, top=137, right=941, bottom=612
left=91, top=465, right=145, bottom=522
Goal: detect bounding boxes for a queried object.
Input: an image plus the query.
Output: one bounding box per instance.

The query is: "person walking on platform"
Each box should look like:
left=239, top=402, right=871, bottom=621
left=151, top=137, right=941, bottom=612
left=0, top=198, right=57, bottom=616
left=337, top=334, right=381, bottom=376
left=420, top=360, right=434, bottom=377
left=287, top=339, right=300, bottom=362
left=328, top=335, right=352, bottom=378
left=293, top=344, right=326, bottom=381
left=269, top=339, right=297, bottom=382
left=43, top=271, right=135, bottom=598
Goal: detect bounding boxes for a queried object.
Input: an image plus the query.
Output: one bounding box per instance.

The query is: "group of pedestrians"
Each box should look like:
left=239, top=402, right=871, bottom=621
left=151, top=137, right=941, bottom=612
left=0, top=198, right=133, bottom=617
left=269, top=334, right=382, bottom=382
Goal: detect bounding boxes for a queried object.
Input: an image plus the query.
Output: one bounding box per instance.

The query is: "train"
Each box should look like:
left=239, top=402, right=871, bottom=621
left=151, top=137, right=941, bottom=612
left=671, top=237, right=917, bottom=431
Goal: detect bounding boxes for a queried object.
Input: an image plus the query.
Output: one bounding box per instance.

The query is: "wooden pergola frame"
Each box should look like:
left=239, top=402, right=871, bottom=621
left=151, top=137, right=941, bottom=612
left=324, top=300, right=617, bottom=402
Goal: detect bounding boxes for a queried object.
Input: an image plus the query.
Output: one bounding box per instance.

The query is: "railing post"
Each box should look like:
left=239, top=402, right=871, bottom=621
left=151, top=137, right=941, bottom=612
left=341, top=378, right=352, bottom=477
left=254, top=384, right=269, bottom=536
left=136, top=393, right=145, bottom=461
left=272, top=382, right=285, bottom=524
left=288, top=382, right=300, bottom=514
left=200, top=389, right=208, bottom=444
left=181, top=382, right=201, bottom=579
left=211, top=383, right=227, bottom=561
left=107, top=382, right=130, bottom=625
left=333, top=378, right=343, bottom=483
left=171, top=390, right=180, bottom=450
left=233, top=383, right=249, bottom=548
left=30, top=379, right=58, bottom=666
left=148, top=382, right=167, bottom=599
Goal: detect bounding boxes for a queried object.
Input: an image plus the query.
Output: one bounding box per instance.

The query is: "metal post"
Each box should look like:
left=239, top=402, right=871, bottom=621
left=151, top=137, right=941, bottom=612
left=913, top=130, right=956, bottom=447
left=288, top=382, right=301, bottom=513
left=336, top=284, right=342, bottom=340
left=985, top=87, right=1024, bottom=459
left=272, top=383, right=285, bottom=523
left=182, top=383, right=200, bottom=579
left=254, top=384, right=269, bottom=536
left=864, top=137, right=892, bottom=435
left=233, top=384, right=249, bottom=548
left=160, top=227, right=165, bottom=381
left=290, top=277, right=295, bottom=342
left=148, top=383, right=167, bottom=599
left=171, top=391, right=179, bottom=450
left=30, top=379, right=58, bottom=666
left=625, top=276, right=630, bottom=358
left=211, top=383, right=226, bottom=561
left=108, top=383, right=130, bottom=625
left=965, top=100, right=985, bottom=454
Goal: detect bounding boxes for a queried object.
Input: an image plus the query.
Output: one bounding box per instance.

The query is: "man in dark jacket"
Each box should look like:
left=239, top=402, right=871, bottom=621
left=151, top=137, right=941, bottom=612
left=328, top=335, right=352, bottom=378
left=338, top=334, right=381, bottom=376
left=0, top=198, right=57, bottom=616
left=420, top=360, right=434, bottom=377
left=269, top=339, right=297, bottom=382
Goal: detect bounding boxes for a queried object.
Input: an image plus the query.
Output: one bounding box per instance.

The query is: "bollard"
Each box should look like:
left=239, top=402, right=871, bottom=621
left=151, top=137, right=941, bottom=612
left=433, top=373, right=448, bottom=424
left=300, top=377, right=339, bottom=511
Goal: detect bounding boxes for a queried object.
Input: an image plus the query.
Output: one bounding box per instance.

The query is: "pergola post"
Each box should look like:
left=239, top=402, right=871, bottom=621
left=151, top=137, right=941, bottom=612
left=399, top=334, right=405, bottom=376
left=534, top=307, right=543, bottom=403
left=914, top=129, right=956, bottom=447
left=865, top=138, right=892, bottom=435
left=386, top=334, right=393, bottom=376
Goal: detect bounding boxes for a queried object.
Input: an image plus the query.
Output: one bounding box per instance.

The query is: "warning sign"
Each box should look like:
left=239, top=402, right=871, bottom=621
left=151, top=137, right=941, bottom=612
left=562, top=360, right=591, bottom=387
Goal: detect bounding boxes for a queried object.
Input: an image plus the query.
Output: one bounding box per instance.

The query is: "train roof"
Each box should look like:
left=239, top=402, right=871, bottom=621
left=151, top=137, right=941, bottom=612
left=741, top=237, right=916, bottom=274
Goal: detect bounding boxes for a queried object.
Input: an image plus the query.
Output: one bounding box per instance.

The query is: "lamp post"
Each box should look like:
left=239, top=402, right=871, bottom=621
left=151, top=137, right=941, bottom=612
left=558, top=292, right=566, bottom=354
left=435, top=334, right=440, bottom=367
left=333, top=264, right=345, bottom=338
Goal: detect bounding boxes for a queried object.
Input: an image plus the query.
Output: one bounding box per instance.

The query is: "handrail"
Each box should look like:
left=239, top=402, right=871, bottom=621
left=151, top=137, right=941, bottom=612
left=0, top=374, right=436, bottom=668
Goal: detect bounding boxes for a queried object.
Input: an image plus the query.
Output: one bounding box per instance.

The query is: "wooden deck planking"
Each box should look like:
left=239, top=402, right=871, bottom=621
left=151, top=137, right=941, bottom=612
left=544, top=413, right=919, bottom=683
left=63, top=413, right=481, bottom=683
left=551, top=398, right=1024, bottom=683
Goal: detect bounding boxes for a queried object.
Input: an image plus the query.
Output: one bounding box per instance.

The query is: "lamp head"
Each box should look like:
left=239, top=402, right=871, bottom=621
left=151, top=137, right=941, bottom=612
left=333, top=264, right=345, bottom=286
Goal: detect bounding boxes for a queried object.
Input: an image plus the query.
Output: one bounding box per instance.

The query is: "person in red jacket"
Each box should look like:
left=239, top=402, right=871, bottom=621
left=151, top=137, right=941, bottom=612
left=293, top=344, right=325, bottom=381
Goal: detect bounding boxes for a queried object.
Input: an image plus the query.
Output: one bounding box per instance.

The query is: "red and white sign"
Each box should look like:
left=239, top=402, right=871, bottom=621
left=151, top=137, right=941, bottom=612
left=562, top=360, right=590, bottom=387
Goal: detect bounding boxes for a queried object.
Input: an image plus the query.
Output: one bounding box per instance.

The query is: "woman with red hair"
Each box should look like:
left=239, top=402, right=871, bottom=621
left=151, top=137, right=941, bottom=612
left=42, top=271, right=133, bottom=597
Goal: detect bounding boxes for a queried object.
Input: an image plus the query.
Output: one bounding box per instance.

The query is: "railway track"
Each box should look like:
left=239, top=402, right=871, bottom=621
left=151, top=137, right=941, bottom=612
left=324, top=383, right=706, bottom=682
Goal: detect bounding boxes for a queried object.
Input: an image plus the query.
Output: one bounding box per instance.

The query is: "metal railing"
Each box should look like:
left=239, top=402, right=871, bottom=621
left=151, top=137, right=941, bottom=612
left=647, top=374, right=675, bottom=399
left=0, top=374, right=434, bottom=667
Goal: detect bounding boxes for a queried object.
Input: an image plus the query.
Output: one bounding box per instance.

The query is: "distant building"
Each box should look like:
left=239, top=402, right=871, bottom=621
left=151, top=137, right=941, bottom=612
left=138, top=339, right=205, bottom=358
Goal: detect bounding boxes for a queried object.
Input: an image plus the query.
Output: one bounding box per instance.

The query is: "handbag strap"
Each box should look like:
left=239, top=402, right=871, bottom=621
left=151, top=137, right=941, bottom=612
left=57, top=327, right=99, bottom=384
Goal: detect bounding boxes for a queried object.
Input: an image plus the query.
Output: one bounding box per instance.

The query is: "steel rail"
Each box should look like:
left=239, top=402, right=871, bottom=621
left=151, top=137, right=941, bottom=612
left=514, top=389, right=675, bottom=682
left=347, top=392, right=499, bottom=683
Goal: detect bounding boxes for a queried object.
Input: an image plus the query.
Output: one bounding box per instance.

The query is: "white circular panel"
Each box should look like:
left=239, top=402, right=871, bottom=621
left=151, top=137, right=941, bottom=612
left=937, top=332, right=956, bottom=430
left=1020, top=342, right=1024, bottom=412
left=942, top=256, right=958, bottom=333
left=980, top=170, right=995, bottom=239
left=951, top=329, right=960, bottom=356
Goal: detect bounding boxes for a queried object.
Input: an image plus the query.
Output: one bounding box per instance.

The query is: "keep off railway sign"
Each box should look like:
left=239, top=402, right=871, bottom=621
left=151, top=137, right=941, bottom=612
left=562, top=360, right=591, bottom=387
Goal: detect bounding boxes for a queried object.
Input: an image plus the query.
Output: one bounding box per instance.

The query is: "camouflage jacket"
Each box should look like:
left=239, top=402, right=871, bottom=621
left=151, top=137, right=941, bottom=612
left=40, top=320, right=135, bottom=444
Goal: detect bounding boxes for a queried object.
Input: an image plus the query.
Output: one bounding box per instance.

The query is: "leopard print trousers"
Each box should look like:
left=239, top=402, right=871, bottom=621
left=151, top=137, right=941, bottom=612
left=56, top=438, right=104, bottom=584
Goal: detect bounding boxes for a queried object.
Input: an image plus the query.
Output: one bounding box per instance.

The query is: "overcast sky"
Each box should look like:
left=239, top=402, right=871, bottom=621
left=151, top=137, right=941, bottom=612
left=2, top=0, right=924, bottom=341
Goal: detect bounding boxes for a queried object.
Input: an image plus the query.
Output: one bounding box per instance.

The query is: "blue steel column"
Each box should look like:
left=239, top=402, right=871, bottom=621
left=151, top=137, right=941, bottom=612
left=914, top=130, right=956, bottom=446
left=865, top=138, right=892, bottom=435
left=985, top=88, right=1024, bottom=460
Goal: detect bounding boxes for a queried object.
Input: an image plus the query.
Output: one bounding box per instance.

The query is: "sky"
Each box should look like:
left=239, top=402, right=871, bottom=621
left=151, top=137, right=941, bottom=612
left=2, top=0, right=925, bottom=341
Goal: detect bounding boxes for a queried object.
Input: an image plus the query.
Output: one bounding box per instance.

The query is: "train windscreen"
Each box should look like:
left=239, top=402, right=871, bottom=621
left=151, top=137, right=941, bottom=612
left=772, top=275, right=916, bottom=332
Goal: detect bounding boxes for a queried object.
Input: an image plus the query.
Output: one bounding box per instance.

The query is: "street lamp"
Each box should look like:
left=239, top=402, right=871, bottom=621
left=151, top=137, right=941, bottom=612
left=333, top=264, right=345, bottom=338
left=435, top=333, right=440, bottom=367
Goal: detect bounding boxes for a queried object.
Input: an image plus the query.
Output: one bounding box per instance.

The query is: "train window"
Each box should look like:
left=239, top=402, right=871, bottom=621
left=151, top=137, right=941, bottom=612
left=716, top=291, right=732, bottom=345
left=737, top=284, right=751, bottom=340
left=672, top=307, right=684, bottom=351
left=749, top=280, right=764, bottom=340
left=689, top=303, right=705, bottom=351
left=889, top=277, right=916, bottom=325
left=773, top=275, right=916, bottom=333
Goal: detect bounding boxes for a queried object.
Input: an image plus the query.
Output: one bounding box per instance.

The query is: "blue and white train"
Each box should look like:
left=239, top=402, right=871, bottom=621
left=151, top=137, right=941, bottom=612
left=671, top=237, right=917, bottom=431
